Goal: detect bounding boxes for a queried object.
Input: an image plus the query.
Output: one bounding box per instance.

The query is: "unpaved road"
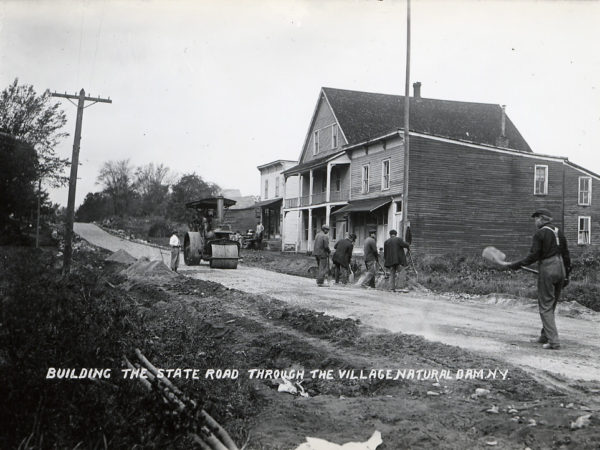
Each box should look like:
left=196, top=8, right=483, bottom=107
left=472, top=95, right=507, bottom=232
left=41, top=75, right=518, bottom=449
left=76, top=222, right=600, bottom=383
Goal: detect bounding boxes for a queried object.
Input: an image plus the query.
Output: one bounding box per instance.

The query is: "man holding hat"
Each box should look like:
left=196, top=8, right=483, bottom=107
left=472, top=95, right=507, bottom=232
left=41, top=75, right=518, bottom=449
left=332, top=233, right=356, bottom=284
left=384, top=229, right=410, bottom=292
left=504, top=208, right=571, bottom=350
left=313, top=224, right=331, bottom=286
left=361, top=229, right=379, bottom=288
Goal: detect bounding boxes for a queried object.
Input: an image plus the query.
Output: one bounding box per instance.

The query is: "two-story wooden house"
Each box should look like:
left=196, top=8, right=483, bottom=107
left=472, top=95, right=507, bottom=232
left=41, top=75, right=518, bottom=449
left=282, top=85, right=599, bottom=255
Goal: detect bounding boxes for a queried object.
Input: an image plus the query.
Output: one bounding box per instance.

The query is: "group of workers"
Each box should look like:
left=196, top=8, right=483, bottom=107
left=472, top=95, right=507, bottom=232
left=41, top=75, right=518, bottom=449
left=313, top=225, right=411, bottom=292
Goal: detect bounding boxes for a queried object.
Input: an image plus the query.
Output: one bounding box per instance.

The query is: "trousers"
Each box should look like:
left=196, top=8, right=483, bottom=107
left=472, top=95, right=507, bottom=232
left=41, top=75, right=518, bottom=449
left=537, top=255, right=565, bottom=345
left=315, top=256, right=329, bottom=285
left=388, top=264, right=407, bottom=290
left=170, top=246, right=180, bottom=272
left=361, top=261, right=377, bottom=288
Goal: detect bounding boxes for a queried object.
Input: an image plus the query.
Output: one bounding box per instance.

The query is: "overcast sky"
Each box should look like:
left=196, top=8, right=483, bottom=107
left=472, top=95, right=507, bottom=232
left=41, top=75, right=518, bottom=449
left=1, top=0, right=599, bottom=207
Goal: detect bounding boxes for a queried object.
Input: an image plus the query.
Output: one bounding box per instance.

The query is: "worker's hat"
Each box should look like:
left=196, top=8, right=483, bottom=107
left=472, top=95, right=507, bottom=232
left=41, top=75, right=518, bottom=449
left=531, top=208, right=552, bottom=218
left=322, top=224, right=330, bottom=230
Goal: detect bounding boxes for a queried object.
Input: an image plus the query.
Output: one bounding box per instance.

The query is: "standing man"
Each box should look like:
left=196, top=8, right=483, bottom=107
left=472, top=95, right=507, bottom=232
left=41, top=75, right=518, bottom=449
left=504, top=208, right=571, bottom=350
left=255, top=220, right=265, bottom=250
left=169, top=230, right=181, bottom=272
left=313, top=224, right=331, bottom=286
left=332, top=233, right=356, bottom=284
left=384, top=229, right=410, bottom=292
left=361, top=229, right=378, bottom=288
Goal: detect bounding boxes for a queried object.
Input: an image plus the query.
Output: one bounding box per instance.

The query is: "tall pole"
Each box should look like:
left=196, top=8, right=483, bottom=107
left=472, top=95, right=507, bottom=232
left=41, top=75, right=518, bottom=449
left=52, top=89, right=112, bottom=275
left=402, top=0, right=411, bottom=240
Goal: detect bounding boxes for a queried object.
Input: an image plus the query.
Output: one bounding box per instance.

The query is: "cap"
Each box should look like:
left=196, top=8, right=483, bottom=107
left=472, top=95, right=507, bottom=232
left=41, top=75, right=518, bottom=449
left=389, top=229, right=398, bottom=236
left=368, top=228, right=377, bottom=234
left=349, top=233, right=357, bottom=240
left=532, top=208, right=552, bottom=218
left=322, top=224, right=330, bottom=230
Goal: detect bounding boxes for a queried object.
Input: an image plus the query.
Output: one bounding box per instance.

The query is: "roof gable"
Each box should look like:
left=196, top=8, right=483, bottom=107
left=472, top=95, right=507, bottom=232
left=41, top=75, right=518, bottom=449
left=321, top=87, right=532, bottom=152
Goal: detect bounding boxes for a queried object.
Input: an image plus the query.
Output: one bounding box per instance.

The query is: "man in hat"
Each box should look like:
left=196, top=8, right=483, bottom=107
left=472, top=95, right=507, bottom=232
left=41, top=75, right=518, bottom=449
left=361, top=229, right=379, bottom=288
left=332, top=233, right=356, bottom=284
left=384, top=229, right=410, bottom=292
left=313, top=224, right=331, bottom=286
left=504, top=208, right=571, bottom=350
left=169, top=230, right=181, bottom=272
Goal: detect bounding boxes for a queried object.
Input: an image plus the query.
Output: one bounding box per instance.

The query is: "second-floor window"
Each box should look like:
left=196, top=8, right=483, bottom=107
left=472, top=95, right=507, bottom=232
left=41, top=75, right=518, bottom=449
left=578, top=216, right=591, bottom=244
left=332, top=124, right=338, bottom=149
left=313, top=130, right=320, bottom=155
left=579, top=176, right=592, bottom=205
left=264, top=179, right=268, bottom=199
left=382, top=159, right=390, bottom=190
left=362, top=164, right=369, bottom=194
left=534, top=165, right=548, bottom=195
left=275, top=176, right=280, bottom=197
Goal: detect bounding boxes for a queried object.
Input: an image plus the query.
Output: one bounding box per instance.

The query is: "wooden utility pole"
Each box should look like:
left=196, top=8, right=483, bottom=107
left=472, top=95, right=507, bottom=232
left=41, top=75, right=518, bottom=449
left=51, top=89, right=112, bottom=275
left=402, top=0, right=411, bottom=240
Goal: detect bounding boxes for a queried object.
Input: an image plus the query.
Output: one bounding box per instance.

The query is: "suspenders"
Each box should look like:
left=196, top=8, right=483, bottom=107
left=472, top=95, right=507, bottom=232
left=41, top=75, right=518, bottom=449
left=542, top=225, right=560, bottom=246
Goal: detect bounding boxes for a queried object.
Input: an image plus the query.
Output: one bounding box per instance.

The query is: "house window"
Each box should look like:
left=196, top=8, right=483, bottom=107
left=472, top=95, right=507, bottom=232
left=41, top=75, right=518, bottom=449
left=382, top=159, right=390, bottom=190
left=578, top=216, right=591, bottom=245
left=313, top=130, right=320, bottom=155
left=579, top=176, right=592, bottom=206
left=332, top=124, right=338, bottom=149
left=275, top=176, right=280, bottom=197
left=362, top=164, right=370, bottom=194
left=264, top=179, right=268, bottom=199
left=534, top=165, right=548, bottom=195
left=334, top=173, right=341, bottom=191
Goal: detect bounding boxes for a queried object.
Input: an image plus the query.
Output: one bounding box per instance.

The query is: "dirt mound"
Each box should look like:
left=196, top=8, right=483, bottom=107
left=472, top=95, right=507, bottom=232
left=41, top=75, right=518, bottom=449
left=121, top=257, right=176, bottom=280
left=105, top=249, right=137, bottom=265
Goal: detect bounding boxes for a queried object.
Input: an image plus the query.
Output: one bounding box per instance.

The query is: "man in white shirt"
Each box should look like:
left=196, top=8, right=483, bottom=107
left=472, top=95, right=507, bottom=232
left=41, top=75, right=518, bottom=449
left=255, top=220, right=265, bottom=250
left=169, top=231, right=181, bottom=272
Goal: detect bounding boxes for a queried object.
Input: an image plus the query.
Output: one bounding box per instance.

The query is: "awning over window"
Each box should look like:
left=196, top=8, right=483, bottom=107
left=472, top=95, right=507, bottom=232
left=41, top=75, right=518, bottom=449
left=254, top=197, right=283, bottom=209
left=332, top=197, right=391, bottom=215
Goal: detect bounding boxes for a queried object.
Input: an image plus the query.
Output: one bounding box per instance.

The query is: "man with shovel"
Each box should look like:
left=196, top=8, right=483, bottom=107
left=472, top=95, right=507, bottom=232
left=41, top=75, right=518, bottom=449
left=384, top=229, right=410, bottom=292
left=503, top=208, right=571, bottom=350
left=313, top=224, right=331, bottom=287
left=361, top=229, right=379, bottom=288
left=332, top=233, right=356, bottom=284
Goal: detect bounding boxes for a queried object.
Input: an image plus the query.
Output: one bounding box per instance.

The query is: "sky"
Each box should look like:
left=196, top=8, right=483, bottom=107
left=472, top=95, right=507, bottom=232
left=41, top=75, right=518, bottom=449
left=1, top=0, right=599, bottom=207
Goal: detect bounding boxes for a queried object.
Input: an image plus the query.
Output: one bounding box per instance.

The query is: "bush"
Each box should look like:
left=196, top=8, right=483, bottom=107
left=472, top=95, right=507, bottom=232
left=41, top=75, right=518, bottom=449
left=148, top=218, right=174, bottom=238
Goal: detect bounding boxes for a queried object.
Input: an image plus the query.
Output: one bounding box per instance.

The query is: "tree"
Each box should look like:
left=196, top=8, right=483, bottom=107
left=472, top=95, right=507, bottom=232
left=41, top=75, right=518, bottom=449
left=75, top=192, right=113, bottom=223
left=96, top=159, right=138, bottom=217
left=134, top=163, right=173, bottom=216
left=167, top=173, right=220, bottom=223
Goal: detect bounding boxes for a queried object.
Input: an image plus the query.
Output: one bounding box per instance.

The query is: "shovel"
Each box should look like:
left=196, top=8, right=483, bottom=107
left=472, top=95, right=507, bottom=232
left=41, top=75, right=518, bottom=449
left=482, top=246, right=538, bottom=274
left=348, top=264, right=355, bottom=284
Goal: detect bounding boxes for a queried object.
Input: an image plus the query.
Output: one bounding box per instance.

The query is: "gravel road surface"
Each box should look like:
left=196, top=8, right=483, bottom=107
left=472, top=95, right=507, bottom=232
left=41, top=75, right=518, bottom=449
left=75, top=222, right=600, bottom=383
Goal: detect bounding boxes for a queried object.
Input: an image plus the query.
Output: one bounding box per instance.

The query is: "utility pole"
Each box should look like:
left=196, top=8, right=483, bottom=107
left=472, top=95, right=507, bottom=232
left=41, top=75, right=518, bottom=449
left=51, top=89, right=112, bottom=275
left=402, top=0, right=411, bottom=240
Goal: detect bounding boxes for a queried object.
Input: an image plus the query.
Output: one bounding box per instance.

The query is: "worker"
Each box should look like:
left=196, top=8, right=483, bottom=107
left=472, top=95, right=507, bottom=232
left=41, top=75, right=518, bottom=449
left=313, top=224, right=331, bottom=286
left=503, top=208, right=571, bottom=350
left=332, top=233, right=356, bottom=284
left=255, top=220, right=265, bottom=250
left=383, top=229, right=410, bottom=292
left=361, top=229, right=378, bottom=288
left=169, top=230, right=181, bottom=272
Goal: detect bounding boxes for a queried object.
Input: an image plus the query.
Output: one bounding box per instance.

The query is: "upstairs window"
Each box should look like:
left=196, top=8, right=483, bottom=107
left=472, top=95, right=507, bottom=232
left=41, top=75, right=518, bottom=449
left=275, top=176, right=280, bottom=197
left=264, top=179, right=268, bottom=199
left=579, top=176, right=592, bottom=205
left=313, top=130, right=320, bottom=155
left=534, top=165, right=548, bottom=195
left=382, top=159, right=390, bottom=190
left=362, top=164, right=370, bottom=194
left=331, top=124, right=338, bottom=149
left=578, top=216, right=591, bottom=245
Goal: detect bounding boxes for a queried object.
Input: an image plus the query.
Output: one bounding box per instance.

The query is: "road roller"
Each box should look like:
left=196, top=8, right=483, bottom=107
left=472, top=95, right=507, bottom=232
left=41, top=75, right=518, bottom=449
left=183, top=196, right=240, bottom=269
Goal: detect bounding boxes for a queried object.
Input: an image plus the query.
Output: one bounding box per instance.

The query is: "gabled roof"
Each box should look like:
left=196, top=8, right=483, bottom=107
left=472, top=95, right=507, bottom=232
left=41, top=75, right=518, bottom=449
left=321, top=87, right=532, bottom=152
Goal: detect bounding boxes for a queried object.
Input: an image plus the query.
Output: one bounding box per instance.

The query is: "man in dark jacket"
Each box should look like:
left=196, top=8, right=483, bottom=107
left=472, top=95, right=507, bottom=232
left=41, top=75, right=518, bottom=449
left=361, top=229, right=379, bottom=288
left=332, top=233, right=356, bottom=284
left=383, top=229, right=410, bottom=292
left=505, top=208, right=571, bottom=350
left=313, top=224, right=331, bottom=286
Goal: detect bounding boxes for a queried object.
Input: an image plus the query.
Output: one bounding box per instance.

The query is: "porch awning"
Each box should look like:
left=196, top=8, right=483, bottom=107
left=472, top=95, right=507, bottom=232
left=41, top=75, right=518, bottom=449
left=332, top=197, right=391, bottom=215
left=254, top=197, right=282, bottom=209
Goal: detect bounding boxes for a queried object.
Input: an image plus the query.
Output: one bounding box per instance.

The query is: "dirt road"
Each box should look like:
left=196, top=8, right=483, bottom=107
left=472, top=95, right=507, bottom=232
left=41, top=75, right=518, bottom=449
left=75, top=222, right=600, bottom=383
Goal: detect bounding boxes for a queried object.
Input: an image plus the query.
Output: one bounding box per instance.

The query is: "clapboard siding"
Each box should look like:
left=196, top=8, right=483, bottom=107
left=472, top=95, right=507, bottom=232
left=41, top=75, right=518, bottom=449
left=563, top=165, right=599, bottom=254
left=408, top=136, right=565, bottom=256
left=350, top=142, right=404, bottom=201
left=301, top=96, right=347, bottom=163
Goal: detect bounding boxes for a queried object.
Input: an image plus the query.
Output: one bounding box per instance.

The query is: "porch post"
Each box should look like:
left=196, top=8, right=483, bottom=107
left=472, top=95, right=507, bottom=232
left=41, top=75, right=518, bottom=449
left=296, top=210, right=301, bottom=252
left=308, top=208, right=313, bottom=252
left=309, top=169, right=313, bottom=205
left=325, top=204, right=331, bottom=227
left=326, top=163, right=332, bottom=202
left=298, top=174, right=303, bottom=204
left=281, top=209, right=285, bottom=251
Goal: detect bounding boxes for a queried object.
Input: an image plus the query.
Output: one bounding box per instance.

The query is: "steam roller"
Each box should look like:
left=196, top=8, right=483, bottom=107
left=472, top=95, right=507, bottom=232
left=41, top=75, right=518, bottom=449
left=183, top=196, right=240, bottom=269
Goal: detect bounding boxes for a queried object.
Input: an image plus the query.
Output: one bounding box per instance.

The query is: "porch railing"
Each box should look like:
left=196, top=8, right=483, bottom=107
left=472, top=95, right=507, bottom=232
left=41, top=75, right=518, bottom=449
left=285, top=198, right=298, bottom=208
left=311, top=192, right=326, bottom=205
left=299, top=195, right=310, bottom=207
left=329, top=190, right=349, bottom=202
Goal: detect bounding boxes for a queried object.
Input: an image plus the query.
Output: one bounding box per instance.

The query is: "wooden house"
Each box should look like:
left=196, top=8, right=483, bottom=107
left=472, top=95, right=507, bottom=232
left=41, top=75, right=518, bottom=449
left=281, top=85, right=599, bottom=255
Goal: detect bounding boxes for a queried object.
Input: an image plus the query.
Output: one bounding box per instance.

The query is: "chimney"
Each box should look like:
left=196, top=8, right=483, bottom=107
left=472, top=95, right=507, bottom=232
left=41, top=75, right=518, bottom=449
left=413, top=81, right=421, bottom=99
left=496, top=105, right=509, bottom=148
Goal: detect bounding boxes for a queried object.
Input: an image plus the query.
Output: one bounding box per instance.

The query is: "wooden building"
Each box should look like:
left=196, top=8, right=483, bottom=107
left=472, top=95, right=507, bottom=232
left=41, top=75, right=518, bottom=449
left=282, top=85, right=599, bottom=255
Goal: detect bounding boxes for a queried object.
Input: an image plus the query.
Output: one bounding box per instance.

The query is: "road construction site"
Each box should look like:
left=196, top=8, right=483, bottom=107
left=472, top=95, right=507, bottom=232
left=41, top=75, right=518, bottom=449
left=63, top=222, right=600, bottom=449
